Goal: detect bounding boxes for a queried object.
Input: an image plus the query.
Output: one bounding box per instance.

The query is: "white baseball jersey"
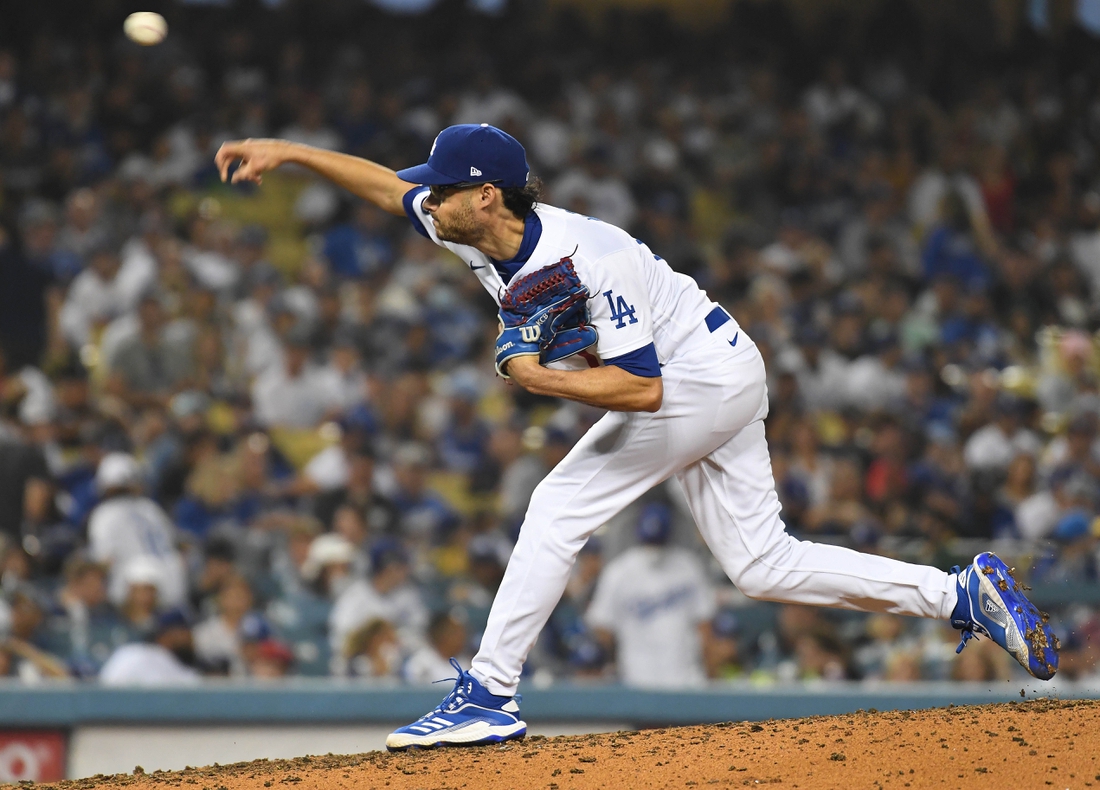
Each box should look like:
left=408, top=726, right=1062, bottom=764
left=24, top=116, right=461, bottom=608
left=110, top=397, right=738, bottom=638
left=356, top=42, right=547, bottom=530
left=88, top=495, right=188, bottom=609
left=404, top=190, right=715, bottom=372
left=586, top=545, right=716, bottom=688
left=402, top=188, right=958, bottom=697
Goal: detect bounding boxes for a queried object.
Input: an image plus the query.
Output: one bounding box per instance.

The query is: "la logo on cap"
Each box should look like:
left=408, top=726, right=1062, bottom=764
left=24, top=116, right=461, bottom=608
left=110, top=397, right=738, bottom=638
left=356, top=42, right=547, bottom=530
left=470, top=166, right=482, bottom=177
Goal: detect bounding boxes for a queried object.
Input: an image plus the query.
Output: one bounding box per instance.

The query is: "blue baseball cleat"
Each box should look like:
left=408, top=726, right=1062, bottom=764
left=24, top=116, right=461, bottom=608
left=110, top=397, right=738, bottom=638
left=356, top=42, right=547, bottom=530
left=951, top=552, right=1059, bottom=680
left=385, top=659, right=527, bottom=751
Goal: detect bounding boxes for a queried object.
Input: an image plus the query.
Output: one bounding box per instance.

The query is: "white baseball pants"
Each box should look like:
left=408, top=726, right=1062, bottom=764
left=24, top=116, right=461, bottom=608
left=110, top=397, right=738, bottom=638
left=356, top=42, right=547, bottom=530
left=471, top=317, right=958, bottom=696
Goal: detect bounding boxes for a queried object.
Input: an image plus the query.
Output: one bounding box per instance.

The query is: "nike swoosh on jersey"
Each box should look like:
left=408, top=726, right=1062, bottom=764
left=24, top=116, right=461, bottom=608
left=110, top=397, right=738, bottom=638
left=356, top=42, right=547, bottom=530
left=729, top=332, right=738, bottom=347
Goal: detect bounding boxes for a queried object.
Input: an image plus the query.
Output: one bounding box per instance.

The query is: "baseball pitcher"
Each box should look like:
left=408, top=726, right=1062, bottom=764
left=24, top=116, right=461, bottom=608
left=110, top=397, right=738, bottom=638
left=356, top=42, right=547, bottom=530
left=216, top=124, right=1058, bottom=750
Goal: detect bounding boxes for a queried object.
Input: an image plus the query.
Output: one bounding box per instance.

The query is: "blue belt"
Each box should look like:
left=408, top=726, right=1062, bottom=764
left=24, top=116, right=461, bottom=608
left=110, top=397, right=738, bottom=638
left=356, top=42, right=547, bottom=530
left=705, top=305, right=732, bottom=332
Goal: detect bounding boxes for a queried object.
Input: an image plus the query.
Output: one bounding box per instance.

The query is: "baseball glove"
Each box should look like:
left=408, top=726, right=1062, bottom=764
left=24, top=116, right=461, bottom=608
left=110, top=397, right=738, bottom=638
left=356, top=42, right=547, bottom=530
left=494, top=257, right=597, bottom=378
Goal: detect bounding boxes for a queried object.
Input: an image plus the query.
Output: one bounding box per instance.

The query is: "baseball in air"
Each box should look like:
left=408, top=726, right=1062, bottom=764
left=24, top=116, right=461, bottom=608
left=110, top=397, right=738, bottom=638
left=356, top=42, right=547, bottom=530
left=124, top=12, right=168, bottom=46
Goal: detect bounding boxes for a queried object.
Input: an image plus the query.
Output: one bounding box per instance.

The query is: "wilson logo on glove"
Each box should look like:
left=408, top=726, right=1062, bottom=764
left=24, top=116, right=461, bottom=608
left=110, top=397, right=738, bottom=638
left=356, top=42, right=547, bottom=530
left=494, top=257, right=598, bottom=378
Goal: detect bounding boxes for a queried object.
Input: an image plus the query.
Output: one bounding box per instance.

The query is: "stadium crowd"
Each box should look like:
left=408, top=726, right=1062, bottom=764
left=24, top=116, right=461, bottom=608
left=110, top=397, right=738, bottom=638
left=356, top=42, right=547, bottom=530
left=1, top=0, right=1100, bottom=688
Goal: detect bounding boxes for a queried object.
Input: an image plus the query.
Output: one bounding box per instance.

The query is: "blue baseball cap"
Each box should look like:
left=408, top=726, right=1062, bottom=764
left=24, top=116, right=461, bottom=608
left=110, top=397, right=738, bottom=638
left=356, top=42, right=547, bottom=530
left=369, top=537, right=410, bottom=574
left=397, top=124, right=530, bottom=188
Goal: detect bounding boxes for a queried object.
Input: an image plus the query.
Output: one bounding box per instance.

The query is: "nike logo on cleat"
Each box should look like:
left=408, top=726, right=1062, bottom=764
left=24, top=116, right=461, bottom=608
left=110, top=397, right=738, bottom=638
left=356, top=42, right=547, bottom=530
left=729, top=332, right=738, bottom=347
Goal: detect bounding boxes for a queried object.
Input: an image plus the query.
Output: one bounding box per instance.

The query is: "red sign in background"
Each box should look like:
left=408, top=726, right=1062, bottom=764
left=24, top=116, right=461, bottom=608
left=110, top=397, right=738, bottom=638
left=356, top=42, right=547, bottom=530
left=0, top=730, right=67, bottom=782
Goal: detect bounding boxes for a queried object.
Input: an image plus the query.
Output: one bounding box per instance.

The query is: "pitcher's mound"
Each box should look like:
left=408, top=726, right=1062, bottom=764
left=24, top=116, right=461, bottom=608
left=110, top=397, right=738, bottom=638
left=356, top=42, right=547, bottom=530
left=33, top=699, right=1100, bottom=790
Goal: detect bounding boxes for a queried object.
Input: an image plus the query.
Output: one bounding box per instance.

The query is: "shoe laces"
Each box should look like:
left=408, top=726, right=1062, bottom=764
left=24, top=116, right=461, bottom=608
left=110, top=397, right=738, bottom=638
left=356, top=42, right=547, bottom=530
left=950, top=564, right=980, bottom=655
left=428, top=657, right=470, bottom=715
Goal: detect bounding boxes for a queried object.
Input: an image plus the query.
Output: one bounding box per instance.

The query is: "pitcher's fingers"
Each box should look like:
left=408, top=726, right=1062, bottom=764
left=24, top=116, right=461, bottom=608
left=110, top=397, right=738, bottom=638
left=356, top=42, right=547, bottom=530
left=215, top=151, right=234, bottom=182
left=231, top=163, right=260, bottom=184
left=215, top=143, right=243, bottom=182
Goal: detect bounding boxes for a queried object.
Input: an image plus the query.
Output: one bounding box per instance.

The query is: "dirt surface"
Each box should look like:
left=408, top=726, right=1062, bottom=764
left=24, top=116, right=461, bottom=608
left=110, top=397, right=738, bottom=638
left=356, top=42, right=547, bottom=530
left=21, top=699, right=1100, bottom=790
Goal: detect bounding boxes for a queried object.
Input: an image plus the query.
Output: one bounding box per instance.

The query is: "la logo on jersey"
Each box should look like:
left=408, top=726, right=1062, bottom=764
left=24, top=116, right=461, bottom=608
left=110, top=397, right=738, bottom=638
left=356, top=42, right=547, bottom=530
left=603, top=290, right=638, bottom=329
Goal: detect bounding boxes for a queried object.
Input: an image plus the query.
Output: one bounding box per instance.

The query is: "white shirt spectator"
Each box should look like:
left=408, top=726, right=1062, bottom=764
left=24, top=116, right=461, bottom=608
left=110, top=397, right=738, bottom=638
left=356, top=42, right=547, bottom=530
left=803, top=82, right=879, bottom=134
left=1037, top=433, right=1100, bottom=479
left=586, top=545, right=716, bottom=688
left=329, top=578, right=427, bottom=658
left=59, top=267, right=126, bottom=347
left=843, top=355, right=907, bottom=412
left=184, top=246, right=239, bottom=292
left=908, top=169, right=988, bottom=234
left=99, top=643, right=201, bottom=686
left=88, top=496, right=188, bottom=608
left=793, top=348, right=852, bottom=412
left=313, top=361, right=368, bottom=413
left=193, top=616, right=243, bottom=676
left=251, top=360, right=344, bottom=428
left=1015, top=490, right=1059, bottom=541
left=550, top=168, right=637, bottom=230
left=115, top=236, right=160, bottom=311
left=963, top=423, right=1042, bottom=472
left=14, top=366, right=56, bottom=426
left=98, top=313, right=140, bottom=372
left=303, top=444, right=350, bottom=490
left=232, top=300, right=285, bottom=376
left=528, top=114, right=573, bottom=172
left=452, top=86, right=530, bottom=128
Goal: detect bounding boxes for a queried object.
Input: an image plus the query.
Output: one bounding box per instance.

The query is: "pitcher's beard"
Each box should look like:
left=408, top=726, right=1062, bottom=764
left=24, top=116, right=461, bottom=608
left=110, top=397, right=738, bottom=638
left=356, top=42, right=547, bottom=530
left=433, top=203, right=486, bottom=246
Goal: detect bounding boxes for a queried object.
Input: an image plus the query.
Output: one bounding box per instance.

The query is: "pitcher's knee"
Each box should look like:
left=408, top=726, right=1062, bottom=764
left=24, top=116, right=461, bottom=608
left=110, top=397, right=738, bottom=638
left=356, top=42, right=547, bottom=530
left=731, top=564, right=774, bottom=600
left=727, top=535, right=800, bottom=599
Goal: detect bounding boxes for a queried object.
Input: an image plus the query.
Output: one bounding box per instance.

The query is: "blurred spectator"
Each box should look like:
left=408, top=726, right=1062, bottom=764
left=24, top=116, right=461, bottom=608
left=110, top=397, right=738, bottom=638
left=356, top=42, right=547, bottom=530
left=45, top=558, right=126, bottom=676
left=388, top=443, right=459, bottom=542
left=58, top=241, right=125, bottom=348
left=247, top=638, right=295, bottom=679
left=0, top=426, right=50, bottom=540
left=252, top=325, right=343, bottom=428
left=193, top=574, right=257, bottom=676
left=950, top=633, right=1014, bottom=682
left=446, top=533, right=511, bottom=648
left=342, top=618, right=400, bottom=680
left=105, top=293, right=193, bottom=409
left=265, top=524, right=340, bottom=677
left=770, top=605, right=856, bottom=682
left=329, top=537, right=426, bottom=669
left=552, top=145, right=637, bottom=229
left=586, top=503, right=716, bottom=688
left=963, top=395, right=1041, bottom=473
left=2, top=588, right=69, bottom=680
left=704, top=610, right=743, bottom=680
left=323, top=203, right=396, bottom=280
left=99, top=609, right=201, bottom=686
left=117, top=558, right=164, bottom=641
left=403, top=612, right=468, bottom=685
left=88, top=453, right=188, bottom=608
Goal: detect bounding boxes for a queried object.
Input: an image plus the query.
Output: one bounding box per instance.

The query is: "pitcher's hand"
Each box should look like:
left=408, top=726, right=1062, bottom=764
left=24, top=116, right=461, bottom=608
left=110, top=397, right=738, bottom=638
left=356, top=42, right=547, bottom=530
left=215, top=139, right=293, bottom=184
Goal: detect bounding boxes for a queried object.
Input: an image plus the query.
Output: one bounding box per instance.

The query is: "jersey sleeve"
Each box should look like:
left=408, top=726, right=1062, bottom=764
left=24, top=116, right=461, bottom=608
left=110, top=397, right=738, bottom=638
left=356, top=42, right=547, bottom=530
left=582, top=249, right=656, bottom=363
left=402, top=186, right=433, bottom=240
